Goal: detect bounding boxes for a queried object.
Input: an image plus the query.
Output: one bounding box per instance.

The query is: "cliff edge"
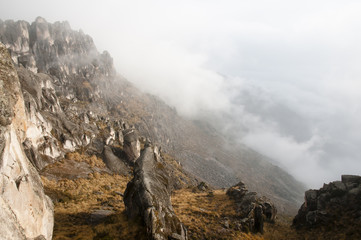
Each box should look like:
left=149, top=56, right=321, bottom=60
left=0, top=43, right=53, bottom=240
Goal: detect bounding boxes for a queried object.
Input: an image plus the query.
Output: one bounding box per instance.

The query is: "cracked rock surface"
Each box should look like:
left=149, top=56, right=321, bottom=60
left=124, top=146, right=188, bottom=240
left=0, top=42, right=54, bottom=240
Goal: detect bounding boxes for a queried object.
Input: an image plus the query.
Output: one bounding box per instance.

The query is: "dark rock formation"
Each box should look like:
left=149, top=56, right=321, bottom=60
left=196, top=181, right=210, bottom=192
left=103, top=146, right=130, bottom=175
left=254, top=205, right=264, bottom=234
left=226, top=181, right=277, bottom=233
left=293, top=175, right=361, bottom=229
left=124, top=146, right=187, bottom=240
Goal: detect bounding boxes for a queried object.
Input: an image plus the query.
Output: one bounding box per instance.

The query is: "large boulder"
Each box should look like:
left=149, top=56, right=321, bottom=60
left=226, top=181, right=277, bottom=233
left=0, top=43, right=54, bottom=239
left=293, top=175, right=361, bottom=229
left=102, top=145, right=130, bottom=175
left=124, top=146, right=187, bottom=240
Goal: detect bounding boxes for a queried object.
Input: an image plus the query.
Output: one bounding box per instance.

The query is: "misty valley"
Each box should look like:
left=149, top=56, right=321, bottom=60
left=1, top=7, right=361, bottom=240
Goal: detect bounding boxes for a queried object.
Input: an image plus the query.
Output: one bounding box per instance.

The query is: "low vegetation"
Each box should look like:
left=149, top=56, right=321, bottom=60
left=172, top=188, right=265, bottom=240
left=41, top=152, right=146, bottom=240
left=41, top=152, right=360, bottom=240
left=172, top=188, right=358, bottom=240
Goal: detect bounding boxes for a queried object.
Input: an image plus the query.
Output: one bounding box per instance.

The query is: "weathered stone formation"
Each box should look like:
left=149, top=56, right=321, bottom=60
left=0, top=43, right=54, bottom=239
left=124, top=146, right=188, bottom=240
left=0, top=17, right=114, bottom=83
left=102, top=145, right=130, bottom=175
left=293, top=175, right=361, bottom=229
left=226, top=181, right=277, bottom=233
left=123, top=128, right=141, bottom=164
left=0, top=17, right=121, bottom=171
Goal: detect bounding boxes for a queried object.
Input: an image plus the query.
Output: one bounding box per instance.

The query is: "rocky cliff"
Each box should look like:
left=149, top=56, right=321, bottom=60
left=0, top=16, right=305, bottom=217
left=0, top=17, right=115, bottom=171
left=293, top=175, right=361, bottom=239
left=293, top=175, right=361, bottom=227
left=0, top=43, right=53, bottom=240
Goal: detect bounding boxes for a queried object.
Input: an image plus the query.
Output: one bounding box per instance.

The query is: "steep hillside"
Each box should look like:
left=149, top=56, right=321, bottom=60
left=0, top=17, right=304, bottom=214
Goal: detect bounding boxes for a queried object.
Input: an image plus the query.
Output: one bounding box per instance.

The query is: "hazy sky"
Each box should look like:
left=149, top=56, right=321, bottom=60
left=2, top=0, right=361, bottom=188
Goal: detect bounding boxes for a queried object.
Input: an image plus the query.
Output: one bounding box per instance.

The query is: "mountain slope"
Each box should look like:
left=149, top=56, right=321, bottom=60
left=0, top=17, right=305, bottom=214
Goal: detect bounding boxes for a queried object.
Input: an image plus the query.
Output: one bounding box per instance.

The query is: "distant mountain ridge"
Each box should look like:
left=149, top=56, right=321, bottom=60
left=0, top=17, right=305, bottom=214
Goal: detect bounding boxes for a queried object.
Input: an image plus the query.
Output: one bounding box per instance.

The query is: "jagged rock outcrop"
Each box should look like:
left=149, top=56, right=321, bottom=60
left=226, top=181, right=277, bottom=233
left=0, top=43, right=53, bottom=239
left=124, top=146, right=188, bottom=240
left=0, top=17, right=120, bottom=171
left=0, top=17, right=114, bottom=81
left=293, top=175, right=361, bottom=229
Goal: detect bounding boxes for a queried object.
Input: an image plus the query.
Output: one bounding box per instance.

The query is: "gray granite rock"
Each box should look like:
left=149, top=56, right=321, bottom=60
left=124, top=146, right=187, bottom=240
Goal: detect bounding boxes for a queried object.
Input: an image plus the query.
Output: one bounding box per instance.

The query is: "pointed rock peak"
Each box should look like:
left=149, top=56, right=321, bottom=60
left=35, top=16, right=47, bottom=23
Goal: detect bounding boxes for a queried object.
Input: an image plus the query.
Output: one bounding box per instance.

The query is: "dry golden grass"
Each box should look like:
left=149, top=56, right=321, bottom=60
left=65, top=152, right=106, bottom=168
left=263, top=212, right=361, bottom=240
left=41, top=152, right=360, bottom=240
left=172, top=188, right=265, bottom=240
left=263, top=215, right=301, bottom=240
left=41, top=155, right=146, bottom=240
left=172, top=188, right=349, bottom=240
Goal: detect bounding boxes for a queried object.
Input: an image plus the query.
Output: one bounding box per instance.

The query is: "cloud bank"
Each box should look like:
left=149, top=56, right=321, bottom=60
left=2, top=0, right=361, bottom=188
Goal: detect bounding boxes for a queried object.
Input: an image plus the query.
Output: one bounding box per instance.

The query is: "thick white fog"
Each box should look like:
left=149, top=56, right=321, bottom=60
left=2, top=0, right=361, bottom=188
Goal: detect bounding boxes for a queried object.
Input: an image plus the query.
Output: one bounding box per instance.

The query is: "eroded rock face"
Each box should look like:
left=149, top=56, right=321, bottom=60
left=0, top=17, right=114, bottom=80
left=0, top=17, right=117, bottom=170
left=0, top=43, right=53, bottom=240
left=293, top=175, right=361, bottom=229
left=226, top=181, right=277, bottom=233
left=124, top=146, right=187, bottom=240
